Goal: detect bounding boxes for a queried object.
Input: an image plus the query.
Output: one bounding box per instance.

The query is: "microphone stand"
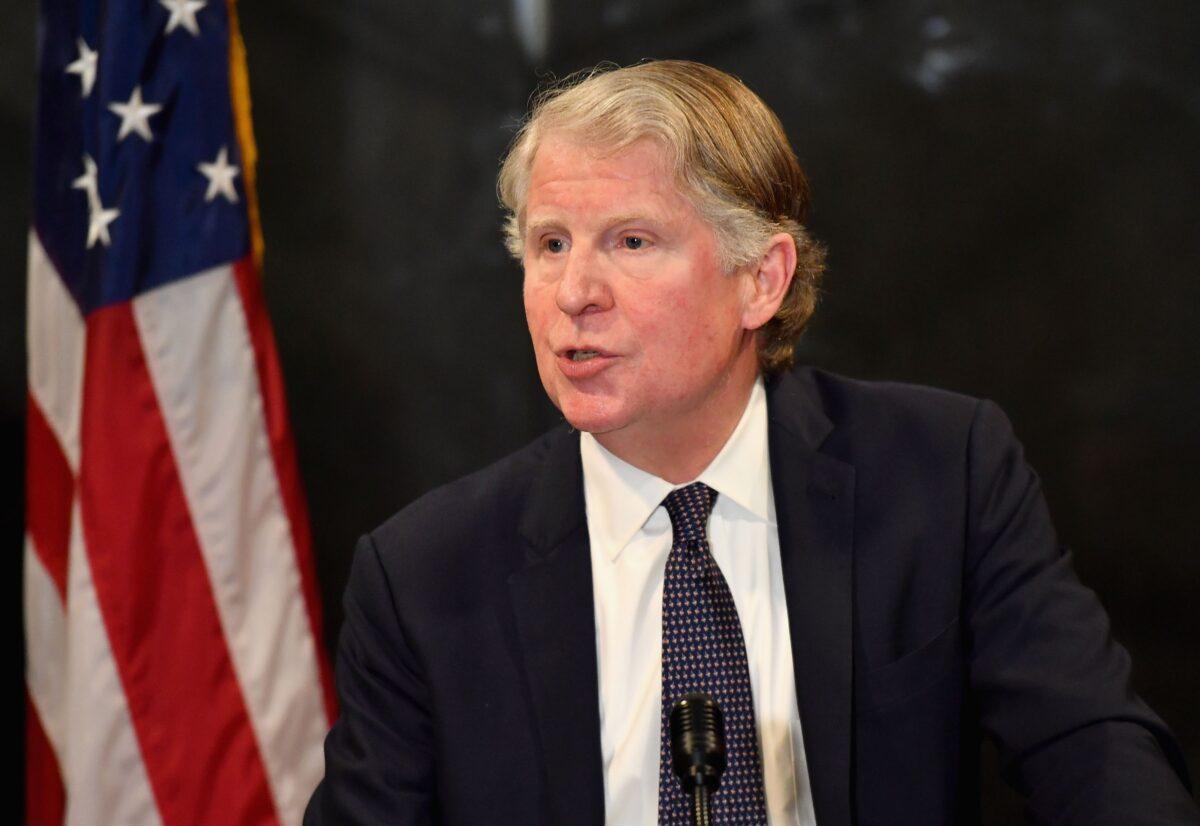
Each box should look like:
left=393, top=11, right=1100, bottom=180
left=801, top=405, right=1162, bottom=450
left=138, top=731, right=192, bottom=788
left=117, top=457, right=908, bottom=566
left=691, top=783, right=713, bottom=826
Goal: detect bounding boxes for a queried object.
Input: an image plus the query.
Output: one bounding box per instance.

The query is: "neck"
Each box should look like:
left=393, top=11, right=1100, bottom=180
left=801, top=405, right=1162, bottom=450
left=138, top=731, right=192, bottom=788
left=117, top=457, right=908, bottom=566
left=595, top=359, right=759, bottom=485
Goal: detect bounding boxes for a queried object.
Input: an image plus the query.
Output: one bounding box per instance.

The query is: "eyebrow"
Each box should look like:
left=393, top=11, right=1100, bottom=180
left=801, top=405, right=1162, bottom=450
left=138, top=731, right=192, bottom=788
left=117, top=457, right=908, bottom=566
left=524, top=217, right=563, bottom=237
left=524, top=213, right=663, bottom=238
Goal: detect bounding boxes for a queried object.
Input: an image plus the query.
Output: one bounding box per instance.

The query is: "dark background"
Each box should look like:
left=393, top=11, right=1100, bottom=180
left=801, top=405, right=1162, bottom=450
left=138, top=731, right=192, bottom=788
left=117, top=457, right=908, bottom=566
left=5, top=0, right=1198, bottom=821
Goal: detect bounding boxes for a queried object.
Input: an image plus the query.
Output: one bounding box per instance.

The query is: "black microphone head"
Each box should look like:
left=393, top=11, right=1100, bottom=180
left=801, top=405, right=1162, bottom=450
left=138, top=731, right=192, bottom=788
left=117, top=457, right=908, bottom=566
left=669, top=692, right=727, bottom=793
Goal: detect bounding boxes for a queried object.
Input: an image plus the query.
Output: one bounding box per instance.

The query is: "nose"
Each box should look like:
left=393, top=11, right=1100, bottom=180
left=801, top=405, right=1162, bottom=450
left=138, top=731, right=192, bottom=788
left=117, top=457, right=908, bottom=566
left=555, top=244, right=613, bottom=317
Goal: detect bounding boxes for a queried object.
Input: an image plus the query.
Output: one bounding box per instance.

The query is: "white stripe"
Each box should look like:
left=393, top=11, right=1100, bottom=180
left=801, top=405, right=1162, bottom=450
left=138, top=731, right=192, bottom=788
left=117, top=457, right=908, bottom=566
left=133, top=265, right=328, bottom=825
left=63, top=501, right=162, bottom=826
left=25, top=229, right=79, bottom=765
left=25, top=534, right=68, bottom=760
left=26, top=230, right=85, bottom=473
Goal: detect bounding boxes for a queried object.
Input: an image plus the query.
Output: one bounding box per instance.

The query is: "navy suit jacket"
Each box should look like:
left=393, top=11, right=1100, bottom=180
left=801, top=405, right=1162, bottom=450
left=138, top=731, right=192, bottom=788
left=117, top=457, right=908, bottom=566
left=306, top=367, right=1197, bottom=825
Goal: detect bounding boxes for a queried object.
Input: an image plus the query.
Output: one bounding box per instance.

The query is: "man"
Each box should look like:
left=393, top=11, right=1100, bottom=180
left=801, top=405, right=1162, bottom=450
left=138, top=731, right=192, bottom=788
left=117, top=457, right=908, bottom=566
left=306, top=61, right=1197, bottom=824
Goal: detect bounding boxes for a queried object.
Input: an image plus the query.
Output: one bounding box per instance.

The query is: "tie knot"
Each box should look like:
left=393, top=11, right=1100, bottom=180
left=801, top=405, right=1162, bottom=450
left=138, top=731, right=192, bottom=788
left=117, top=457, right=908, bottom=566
left=662, top=482, right=717, bottom=544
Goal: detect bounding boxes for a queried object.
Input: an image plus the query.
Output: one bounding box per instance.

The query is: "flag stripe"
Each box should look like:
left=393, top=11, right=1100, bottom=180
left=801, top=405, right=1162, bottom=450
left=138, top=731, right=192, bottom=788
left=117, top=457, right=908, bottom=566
left=61, top=500, right=162, bottom=826
left=232, top=257, right=338, bottom=721
left=25, top=691, right=65, bottom=826
left=25, top=528, right=69, bottom=825
left=25, top=235, right=80, bottom=821
left=25, top=534, right=67, bottom=756
left=26, top=234, right=162, bottom=826
left=26, top=394, right=73, bottom=601
left=133, top=264, right=328, bottom=821
left=27, top=230, right=84, bottom=471
left=78, top=301, right=278, bottom=825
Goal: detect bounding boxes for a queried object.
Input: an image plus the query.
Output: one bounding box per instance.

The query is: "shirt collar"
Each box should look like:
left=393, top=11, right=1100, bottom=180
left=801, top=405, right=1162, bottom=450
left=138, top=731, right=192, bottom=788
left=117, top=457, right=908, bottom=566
left=580, top=377, right=774, bottom=562
left=696, top=377, right=773, bottom=526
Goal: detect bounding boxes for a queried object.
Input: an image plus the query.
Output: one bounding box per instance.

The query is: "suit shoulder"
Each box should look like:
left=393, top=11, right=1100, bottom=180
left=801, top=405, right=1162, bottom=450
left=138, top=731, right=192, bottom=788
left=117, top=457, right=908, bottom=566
left=798, top=366, right=988, bottom=460
left=367, top=424, right=573, bottom=565
left=810, top=366, right=979, bottom=419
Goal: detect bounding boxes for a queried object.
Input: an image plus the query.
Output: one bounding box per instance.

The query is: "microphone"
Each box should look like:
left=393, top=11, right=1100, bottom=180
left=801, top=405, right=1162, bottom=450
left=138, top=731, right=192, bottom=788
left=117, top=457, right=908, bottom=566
left=669, top=692, right=727, bottom=826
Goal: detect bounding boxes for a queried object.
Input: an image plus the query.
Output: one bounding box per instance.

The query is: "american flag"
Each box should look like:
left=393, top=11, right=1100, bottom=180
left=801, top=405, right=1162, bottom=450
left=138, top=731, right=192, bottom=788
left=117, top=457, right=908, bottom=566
left=25, top=0, right=335, bottom=823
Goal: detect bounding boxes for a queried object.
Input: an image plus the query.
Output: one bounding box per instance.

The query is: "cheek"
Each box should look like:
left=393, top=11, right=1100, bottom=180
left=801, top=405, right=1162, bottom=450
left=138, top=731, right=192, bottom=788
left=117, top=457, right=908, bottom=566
left=640, top=291, right=716, bottom=349
left=522, top=284, right=552, bottom=337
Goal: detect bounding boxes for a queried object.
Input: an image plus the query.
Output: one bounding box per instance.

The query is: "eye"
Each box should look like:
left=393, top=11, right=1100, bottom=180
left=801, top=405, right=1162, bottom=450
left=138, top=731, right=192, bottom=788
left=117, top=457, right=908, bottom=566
left=622, top=235, right=645, bottom=250
left=545, top=237, right=565, bottom=253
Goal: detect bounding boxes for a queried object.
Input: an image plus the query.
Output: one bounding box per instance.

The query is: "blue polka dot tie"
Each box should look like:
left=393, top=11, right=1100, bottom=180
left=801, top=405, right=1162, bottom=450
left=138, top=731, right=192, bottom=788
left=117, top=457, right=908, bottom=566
left=658, top=482, right=768, bottom=824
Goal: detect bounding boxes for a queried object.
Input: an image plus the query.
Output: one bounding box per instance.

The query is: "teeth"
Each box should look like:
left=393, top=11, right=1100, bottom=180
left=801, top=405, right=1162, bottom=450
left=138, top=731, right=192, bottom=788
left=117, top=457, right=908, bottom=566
left=571, top=350, right=599, bottom=362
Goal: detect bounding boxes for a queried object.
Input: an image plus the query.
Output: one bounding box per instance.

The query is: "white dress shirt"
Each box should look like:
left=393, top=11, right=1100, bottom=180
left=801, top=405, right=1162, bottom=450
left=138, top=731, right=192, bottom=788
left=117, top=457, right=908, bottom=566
left=580, top=378, right=818, bottom=825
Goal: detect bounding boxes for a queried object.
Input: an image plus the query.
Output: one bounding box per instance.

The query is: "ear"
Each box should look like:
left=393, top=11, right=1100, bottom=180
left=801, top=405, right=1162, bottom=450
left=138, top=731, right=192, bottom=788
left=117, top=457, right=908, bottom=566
left=741, top=232, right=797, bottom=330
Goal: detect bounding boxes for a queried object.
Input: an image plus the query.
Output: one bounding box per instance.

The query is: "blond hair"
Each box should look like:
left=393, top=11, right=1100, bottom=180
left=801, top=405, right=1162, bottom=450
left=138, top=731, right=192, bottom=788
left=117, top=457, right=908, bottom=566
left=497, top=60, right=826, bottom=375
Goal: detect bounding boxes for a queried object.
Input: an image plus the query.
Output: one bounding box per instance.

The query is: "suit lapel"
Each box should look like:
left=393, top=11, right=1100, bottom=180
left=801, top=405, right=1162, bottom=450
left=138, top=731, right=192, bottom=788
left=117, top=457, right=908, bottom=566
left=508, top=428, right=605, bottom=825
left=768, top=370, right=856, bottom=826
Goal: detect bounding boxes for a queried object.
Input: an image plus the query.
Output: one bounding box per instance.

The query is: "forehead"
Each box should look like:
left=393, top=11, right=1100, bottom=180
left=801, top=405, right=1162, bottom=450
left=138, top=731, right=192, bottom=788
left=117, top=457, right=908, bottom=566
left=525, top=133, right=687, bottom=220
left=530, top=132, right=671, bottom=180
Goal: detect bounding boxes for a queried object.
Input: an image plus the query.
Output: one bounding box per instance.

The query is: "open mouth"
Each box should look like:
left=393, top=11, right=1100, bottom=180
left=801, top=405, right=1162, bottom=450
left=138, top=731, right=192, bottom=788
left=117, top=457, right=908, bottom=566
left=568, top=349, right=601, bottom=362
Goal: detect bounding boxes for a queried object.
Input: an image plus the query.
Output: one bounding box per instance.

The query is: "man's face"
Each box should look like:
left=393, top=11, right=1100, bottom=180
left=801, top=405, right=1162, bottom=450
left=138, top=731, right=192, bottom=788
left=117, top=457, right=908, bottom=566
left=522, top=133, right=759, bottom=458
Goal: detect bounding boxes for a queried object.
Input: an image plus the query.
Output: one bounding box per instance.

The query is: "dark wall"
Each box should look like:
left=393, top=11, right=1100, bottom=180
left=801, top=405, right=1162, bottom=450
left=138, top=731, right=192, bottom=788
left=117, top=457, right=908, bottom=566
left=6, top=1, right=1198, bottom=820
left=4, top=0, right=36, bottom=806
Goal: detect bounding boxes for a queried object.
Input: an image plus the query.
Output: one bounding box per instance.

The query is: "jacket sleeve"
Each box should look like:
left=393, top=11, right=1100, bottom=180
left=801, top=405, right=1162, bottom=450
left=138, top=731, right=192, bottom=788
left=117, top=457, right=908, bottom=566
left=304, top=534, right=437, bottom=825
left=963, top=399, right=1198, bottom=824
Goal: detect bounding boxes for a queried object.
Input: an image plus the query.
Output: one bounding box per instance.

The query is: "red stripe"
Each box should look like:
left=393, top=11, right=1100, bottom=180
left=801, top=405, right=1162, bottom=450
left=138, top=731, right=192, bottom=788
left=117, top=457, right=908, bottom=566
left=78, top=302, right=279, bottom=825
left=232, top=256, right=337, bottom=722
left=26, top=692, right=66, bottom=826
left=26, top=393, right=73, bottom=602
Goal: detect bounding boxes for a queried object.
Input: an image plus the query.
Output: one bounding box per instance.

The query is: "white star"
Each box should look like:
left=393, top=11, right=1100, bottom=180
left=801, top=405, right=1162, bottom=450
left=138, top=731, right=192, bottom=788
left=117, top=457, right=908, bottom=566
left=71, top=154, right=100, bottom=205
left=71, top=155, right=120, bottom=248
left=197, top=146, right=240, bottom=203
left=85, top=204, right=121, bottom=249
left=108, top=86, right=163, bottom=142
left=160, top=0, right=206, bottom=36
left=65, top=38, right=98, bottom=98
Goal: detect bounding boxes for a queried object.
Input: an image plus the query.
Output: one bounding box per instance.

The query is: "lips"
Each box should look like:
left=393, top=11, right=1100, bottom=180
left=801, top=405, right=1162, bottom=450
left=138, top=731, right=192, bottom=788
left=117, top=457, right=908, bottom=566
left=555, top=346, right=617, bottom=379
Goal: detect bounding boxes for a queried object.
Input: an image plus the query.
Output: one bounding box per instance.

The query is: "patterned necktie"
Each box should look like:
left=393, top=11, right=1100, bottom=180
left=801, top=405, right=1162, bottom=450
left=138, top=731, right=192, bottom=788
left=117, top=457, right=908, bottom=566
left=658, top=482, right=768, bottom=824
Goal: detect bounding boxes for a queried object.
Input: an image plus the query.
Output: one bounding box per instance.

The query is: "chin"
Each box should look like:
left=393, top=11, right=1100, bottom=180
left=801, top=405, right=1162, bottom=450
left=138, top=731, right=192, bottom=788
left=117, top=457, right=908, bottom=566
left=555, top=395, right=629, bottom=436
